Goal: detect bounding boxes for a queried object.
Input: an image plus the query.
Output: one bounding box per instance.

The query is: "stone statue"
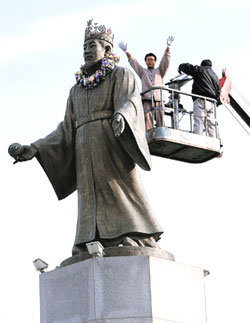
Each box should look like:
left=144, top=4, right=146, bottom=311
left=9, top=20, right=163, bottom=256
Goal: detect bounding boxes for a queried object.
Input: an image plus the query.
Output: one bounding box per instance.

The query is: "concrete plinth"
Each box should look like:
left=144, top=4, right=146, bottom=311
left=40, top=256, right=207, bottom=323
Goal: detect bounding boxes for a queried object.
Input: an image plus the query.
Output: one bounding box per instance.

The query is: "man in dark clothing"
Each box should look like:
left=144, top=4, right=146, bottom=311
left=178, top=59, right=220, bottom=137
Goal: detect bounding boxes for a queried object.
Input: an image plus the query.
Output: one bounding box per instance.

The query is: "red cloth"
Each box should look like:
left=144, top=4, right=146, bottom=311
left=220, top=76, right=226, bottom=89
left=220, top=69, right=231, bottom=104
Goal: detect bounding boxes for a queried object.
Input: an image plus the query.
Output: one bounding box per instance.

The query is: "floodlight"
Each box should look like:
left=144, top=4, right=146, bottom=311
left=33, top=258, right=48, bottom=273
left=86, top=241, right=105, bottom=257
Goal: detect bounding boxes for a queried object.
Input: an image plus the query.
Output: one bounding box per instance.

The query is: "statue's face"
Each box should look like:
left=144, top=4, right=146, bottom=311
left=83, top=39, right=106, bottom=68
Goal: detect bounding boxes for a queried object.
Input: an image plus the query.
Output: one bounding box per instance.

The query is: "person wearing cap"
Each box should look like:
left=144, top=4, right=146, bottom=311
left=119, top=37, right=174, bottom=131
left=178, top=60, right=220, bottom=137
left=11, top=20, right=163, bottom=255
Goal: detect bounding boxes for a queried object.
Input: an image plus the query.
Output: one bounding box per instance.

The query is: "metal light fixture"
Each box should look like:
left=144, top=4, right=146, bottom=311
left=86, top=241, right=105, bottom=257
left=33, top=258, right=48, bottom=273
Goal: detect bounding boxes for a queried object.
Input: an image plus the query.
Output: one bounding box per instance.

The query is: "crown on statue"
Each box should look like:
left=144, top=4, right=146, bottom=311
left=84, top=19, right=114, bottom=46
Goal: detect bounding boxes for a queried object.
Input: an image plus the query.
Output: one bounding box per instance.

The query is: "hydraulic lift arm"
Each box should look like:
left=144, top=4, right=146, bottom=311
left=220, top=70, right=250, bottom=132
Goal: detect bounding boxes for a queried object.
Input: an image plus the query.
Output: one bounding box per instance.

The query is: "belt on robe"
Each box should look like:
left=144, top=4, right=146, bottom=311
left=75, top=111, right=114, bottom=129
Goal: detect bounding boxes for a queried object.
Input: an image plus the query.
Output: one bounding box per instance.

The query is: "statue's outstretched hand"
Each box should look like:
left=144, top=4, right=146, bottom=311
left=8, top=143, right=37, bottom=164
left=167, top=35, right=174, bottom=47
left=118, top=42, right=127, bottom=52
left=19, top=145, right=37, bottom=161
left=112, top=114, right=125, bottom=137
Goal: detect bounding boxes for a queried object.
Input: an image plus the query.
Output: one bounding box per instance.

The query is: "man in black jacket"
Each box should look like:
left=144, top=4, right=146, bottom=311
left=178, top=59, right=220, bottom=137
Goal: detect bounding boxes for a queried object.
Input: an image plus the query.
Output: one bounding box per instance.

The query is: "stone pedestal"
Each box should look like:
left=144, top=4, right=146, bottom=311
left=40, top=256, right=207, bottom=323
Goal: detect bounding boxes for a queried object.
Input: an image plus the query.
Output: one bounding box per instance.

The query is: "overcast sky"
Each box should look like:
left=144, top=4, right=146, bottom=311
left=1, top=1, right=250, bottom=322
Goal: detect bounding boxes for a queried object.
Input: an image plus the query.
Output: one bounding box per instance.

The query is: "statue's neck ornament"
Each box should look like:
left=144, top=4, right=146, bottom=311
left=75, top=53, right=120, bottom=89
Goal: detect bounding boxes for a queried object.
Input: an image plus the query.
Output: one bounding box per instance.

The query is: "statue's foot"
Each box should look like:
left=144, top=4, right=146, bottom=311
left=72, top=244, right=88, bottom=255
left=121, top=236, right=160, bottom=249
left=72, top=234, right=160, bottom=256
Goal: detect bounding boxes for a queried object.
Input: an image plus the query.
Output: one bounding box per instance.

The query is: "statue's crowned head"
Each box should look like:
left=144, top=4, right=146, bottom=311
left=84, top=19, right=114, bottom=46
left=83, top=20, right=114, bottom=68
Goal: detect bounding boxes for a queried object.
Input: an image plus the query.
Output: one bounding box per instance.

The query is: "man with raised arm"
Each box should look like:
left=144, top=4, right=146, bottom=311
left=9, top=20, right=163, bottom=256
left=119, top=36, right=174, bottom=131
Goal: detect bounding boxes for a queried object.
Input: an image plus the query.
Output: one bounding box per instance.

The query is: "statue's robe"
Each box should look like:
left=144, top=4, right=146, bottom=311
left=33, top=66, right=163, bottom=247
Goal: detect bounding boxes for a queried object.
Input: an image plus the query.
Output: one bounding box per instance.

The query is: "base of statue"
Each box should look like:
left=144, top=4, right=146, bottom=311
left=40, top=251, right=208, bottom=323
left=60, top=246, right=175, bottom=267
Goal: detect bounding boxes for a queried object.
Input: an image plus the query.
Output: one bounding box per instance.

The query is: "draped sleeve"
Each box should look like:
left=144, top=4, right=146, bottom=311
left=32, top=90, right=77, bottom=200
left=112, top=66, right=152, bottom=171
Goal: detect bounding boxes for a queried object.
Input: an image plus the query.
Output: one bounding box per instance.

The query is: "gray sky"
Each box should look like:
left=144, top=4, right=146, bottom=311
left=1, top=1, right=250, bottom=322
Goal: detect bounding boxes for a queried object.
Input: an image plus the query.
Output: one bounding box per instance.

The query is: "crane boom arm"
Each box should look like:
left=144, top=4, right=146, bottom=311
left=229, top=83, right=250, bottom=128
left=220, top=69, right=250, bottom=130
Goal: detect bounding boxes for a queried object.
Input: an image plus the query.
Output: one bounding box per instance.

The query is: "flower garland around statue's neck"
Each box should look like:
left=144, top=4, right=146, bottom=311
left=75, top=53, right=120, bottom=89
